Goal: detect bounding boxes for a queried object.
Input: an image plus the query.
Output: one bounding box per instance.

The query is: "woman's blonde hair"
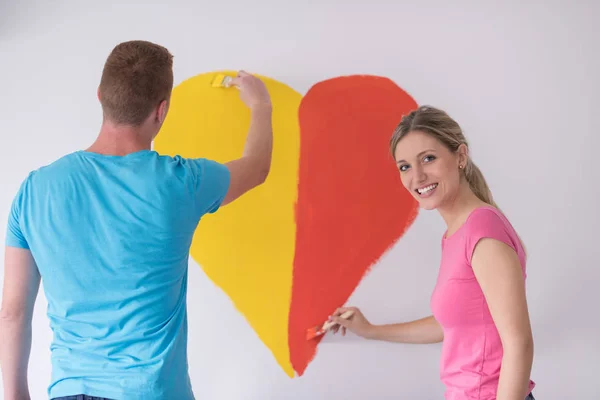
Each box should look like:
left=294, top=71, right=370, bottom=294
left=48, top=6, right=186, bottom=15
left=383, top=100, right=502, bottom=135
left=389, top=105, right=497, bottom=208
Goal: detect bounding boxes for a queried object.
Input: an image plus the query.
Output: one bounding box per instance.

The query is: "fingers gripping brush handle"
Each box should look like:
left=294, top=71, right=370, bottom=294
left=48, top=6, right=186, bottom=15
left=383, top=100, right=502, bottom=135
left=321, top=310, right=354, bottom=331
left=306, top=310, right=355, bottom=340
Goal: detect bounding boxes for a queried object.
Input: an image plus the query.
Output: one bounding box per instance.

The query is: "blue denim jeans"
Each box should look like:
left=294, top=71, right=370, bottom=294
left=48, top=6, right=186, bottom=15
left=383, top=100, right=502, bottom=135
left=51, top=396, right=113, bottom=400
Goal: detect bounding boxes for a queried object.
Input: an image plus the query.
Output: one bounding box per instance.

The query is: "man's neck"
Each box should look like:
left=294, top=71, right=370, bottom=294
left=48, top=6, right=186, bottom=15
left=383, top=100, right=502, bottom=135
left=86, top=121, right=153, bottom=156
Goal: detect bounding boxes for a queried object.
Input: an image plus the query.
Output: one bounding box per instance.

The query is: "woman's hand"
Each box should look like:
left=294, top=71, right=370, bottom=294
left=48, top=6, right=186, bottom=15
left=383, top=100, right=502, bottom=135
left=329, top=306, right=375, bottom=338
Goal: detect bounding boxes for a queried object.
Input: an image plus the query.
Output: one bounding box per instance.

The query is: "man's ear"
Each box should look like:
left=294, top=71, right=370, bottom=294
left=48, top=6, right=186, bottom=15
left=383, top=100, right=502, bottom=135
left=157, top=99, right=169, bottom=124
left=97, top=87, right=101, bottom=101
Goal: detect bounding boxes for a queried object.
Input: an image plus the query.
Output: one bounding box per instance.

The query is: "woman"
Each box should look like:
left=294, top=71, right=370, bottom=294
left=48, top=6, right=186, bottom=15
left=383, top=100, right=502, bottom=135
left=330, top=106, right=535, bottom=400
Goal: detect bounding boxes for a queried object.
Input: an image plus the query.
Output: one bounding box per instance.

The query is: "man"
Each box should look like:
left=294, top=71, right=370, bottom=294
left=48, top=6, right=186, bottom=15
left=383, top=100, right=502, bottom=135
left=0, top=40, right=273, bottom=400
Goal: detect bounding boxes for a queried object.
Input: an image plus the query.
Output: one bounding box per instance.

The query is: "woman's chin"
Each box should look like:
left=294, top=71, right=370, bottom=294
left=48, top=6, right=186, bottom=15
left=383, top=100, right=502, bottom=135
left=419, top=202, right=438, bottom=211
left=416, top=196, right=440, bottom=210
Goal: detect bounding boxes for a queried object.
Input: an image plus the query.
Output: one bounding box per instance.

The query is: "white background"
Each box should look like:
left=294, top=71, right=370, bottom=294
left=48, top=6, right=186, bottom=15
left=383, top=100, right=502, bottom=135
left=1, top=0, right=599, bottom=399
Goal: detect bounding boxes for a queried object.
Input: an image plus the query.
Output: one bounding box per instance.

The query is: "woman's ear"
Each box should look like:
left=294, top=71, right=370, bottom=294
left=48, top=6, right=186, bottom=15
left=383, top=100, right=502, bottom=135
left=457, top=143, right=469, bottom=168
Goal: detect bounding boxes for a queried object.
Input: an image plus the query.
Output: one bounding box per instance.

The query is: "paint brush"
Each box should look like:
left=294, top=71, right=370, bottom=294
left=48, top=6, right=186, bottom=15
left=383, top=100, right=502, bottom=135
left=305, top=310, right=354, bottom=340
left=211, top=74, right=233, bottom=88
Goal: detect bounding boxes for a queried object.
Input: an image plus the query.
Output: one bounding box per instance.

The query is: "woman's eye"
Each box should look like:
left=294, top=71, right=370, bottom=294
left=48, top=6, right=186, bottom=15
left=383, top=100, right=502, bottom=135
left=423, top=155, right=436, bottom=162
left=399, top=164, right=409, bottom=172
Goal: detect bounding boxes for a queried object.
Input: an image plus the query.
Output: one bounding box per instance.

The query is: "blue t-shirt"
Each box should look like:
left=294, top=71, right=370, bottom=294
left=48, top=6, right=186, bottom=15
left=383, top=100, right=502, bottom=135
left=5, top=149, right=230, bottom=400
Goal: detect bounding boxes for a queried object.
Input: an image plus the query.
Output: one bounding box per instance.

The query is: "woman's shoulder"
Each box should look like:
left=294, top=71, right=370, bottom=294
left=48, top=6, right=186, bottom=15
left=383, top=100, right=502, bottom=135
left=465, top=206, right=508, bottom=229
left=463, top=206, right=524, bottom=263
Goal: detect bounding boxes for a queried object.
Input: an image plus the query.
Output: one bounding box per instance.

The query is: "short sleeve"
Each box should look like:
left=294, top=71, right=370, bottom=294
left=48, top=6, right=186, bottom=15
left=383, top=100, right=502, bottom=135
left=5, top=179, right=29, bottom=249
left=190, top=158, right=231, bottom=215
left=464, top=208, right=516, bottom=265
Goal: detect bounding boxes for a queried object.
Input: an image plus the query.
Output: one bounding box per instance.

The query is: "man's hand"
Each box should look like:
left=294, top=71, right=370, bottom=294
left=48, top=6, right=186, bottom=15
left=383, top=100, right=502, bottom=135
left=229, top=70, right=272, bottom=110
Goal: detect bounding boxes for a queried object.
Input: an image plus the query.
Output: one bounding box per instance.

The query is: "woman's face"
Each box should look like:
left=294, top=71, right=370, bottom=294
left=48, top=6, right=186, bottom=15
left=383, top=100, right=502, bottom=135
left=393, top=130, right=465, bottom=210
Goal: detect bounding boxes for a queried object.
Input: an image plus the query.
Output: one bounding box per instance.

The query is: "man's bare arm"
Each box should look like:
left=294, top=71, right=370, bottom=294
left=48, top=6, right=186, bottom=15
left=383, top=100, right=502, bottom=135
left=0, top=246, right=40, bottom=400
left=220, top=71, right=273, bottom=206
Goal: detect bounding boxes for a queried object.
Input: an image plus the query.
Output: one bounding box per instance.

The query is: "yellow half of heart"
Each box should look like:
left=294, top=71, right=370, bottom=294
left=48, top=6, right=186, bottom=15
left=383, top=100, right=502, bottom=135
left=154, top=71, right=301, bottom=377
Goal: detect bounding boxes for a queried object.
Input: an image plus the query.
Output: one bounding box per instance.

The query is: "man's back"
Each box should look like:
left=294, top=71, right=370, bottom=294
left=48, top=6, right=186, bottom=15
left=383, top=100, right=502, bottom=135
left=1, top=42, right=272, bottom=399
left=6, top=149, right=229, bottom=399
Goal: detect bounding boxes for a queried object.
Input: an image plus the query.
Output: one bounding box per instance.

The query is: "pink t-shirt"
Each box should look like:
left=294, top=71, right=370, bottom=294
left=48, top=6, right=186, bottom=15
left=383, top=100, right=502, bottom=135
left=430, top=206, right=535, bottom=399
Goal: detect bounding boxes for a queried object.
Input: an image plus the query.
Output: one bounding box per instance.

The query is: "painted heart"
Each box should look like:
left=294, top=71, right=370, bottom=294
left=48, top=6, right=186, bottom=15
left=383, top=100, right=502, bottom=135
left=154, top=72, right=419, bottom=378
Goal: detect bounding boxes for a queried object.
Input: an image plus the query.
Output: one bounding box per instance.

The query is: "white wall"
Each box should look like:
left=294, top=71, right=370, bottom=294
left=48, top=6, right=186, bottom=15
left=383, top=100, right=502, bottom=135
left=1, top=0, right=599, bottom=399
